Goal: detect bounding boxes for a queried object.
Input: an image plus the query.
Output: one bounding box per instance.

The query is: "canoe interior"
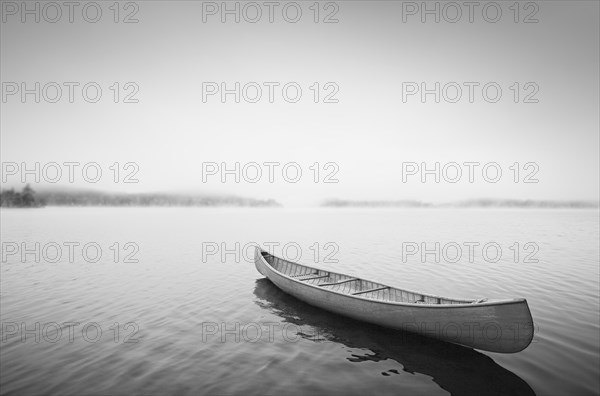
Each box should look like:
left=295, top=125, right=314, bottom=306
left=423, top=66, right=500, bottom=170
left=261, top=251, right=475, bottom=305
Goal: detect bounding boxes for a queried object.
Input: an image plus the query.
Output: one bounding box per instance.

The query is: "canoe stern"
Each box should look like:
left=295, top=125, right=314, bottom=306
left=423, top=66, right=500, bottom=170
left=254, top=247, right=269, bottom=277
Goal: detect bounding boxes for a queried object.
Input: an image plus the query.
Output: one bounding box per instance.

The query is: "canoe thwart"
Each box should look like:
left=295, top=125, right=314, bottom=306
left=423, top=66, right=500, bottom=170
left=319, top=278, right=359, bottom=287
left=300, top=274, right=330, bottom=281
left=351, top=286, right=389, bottom=295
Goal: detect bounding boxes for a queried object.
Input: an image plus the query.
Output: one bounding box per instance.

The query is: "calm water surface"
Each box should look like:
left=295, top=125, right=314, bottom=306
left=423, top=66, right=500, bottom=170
left=1, top=208, right=599, bottom=395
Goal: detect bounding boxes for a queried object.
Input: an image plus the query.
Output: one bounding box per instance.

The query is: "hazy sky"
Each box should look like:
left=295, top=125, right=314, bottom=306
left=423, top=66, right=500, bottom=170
left=1, top=1, right=598, bottom=206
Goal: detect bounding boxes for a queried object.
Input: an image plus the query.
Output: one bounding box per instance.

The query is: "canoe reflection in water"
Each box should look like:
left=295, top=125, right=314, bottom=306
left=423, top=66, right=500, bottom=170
left=253, top=278, right=535, bottom=396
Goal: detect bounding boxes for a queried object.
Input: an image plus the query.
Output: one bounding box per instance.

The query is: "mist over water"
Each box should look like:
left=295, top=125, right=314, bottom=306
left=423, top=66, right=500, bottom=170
left=1, top=207, right=598, bottom=395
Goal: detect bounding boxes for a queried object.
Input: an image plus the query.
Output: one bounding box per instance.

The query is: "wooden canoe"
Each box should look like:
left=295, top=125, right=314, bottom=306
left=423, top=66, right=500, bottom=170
left=254, top=248, right=534, bottom=353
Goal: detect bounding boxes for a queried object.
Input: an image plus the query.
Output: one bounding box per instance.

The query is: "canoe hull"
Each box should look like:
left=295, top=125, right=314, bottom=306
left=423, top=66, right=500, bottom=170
left=255, top=249, right=533, bottom=353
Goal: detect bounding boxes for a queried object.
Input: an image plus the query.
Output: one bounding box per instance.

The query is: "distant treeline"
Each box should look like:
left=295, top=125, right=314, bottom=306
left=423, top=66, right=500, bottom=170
left=323, top=199, right=599, bottom=209
left=322, top=199, right=431, bottom=208
left=0, top=185, right=45, bottom=208
left=448, top=199, right=599, bottom=209
left=29, top=190, right=280, bottom=207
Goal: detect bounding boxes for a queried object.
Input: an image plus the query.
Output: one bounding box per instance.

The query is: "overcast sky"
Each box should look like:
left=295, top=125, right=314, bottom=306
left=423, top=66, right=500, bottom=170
left=1, top=1, right=598, bottom=206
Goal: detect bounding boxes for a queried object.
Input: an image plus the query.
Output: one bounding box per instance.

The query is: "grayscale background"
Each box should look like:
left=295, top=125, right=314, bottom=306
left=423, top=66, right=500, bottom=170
left=1, top=1, right=599, bottom=395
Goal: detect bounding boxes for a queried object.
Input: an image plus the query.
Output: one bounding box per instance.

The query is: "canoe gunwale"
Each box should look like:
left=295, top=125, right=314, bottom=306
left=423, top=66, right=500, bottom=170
left=257, top=249, right=526, bottom=309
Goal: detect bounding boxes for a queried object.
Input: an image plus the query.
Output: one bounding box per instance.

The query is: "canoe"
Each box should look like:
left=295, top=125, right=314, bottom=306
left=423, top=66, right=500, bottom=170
left=254, top=248, right=534, bottom=353
left=253, top=278, right=536, bottom=396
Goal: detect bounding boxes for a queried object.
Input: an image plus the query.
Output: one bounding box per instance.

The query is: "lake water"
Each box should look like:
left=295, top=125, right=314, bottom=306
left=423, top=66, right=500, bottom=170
left=1, top=208, right=599, bottom=395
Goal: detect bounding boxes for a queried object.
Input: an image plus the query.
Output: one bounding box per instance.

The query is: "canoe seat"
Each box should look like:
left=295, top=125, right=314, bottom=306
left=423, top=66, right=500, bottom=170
left=290, top=273, right=314, bottom=278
